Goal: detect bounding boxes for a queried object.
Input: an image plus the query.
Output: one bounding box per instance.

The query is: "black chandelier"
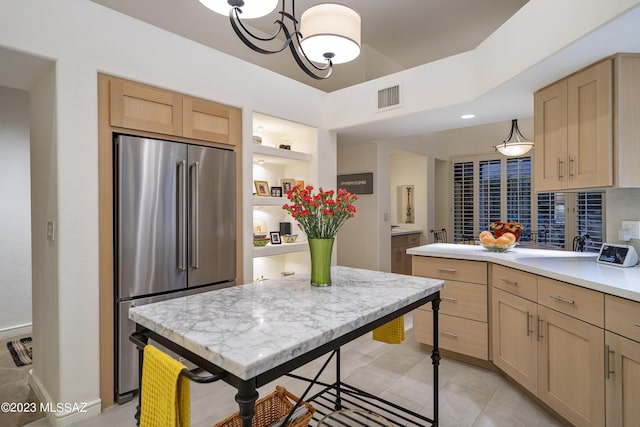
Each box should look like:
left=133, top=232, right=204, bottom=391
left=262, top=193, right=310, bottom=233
left=198, top=0, right=361, bottom=79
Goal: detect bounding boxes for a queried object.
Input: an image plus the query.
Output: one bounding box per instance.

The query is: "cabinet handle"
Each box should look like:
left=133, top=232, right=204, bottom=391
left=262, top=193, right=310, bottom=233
left=440, top=331, right=458, bottom=338
left=606, top=345, right=615, bottom=379
left=437, top=268, right=457, bottom=273
left=634, top=323, right=640, bottom=328
left=526, top=311, right=533, bottom=337
left=442, top=296, right=457, bottom=302
left=501, top=278, right=518, bottom=286
left=550, top=295, right=575, bottom=305
left=568, top=156, right=575, bottom=178
left=558, top=158, right=564, bottom=179
left=537, top=316, right=543, bottom=341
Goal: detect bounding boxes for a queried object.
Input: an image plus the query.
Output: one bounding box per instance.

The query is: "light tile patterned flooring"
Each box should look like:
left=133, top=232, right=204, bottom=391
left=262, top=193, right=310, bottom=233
left=14, top=317, right=565, bottom=427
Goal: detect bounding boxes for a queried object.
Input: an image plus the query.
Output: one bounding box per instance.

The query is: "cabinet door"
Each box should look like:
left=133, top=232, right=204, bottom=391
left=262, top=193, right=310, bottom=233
left=606, top=331, right=640, bottom=427
left=567, top=59, right=613, bottom=189
left=537, top=306, right=604, bottom=427
left=534, top=79, right=568, bottom=192
left=492, top=288, right=538, bottom=395
left=110, top=79, right=182, bottom=136
left=391, top=246, right=405, bottom=274
left=183, top=97, right=240, bottom=146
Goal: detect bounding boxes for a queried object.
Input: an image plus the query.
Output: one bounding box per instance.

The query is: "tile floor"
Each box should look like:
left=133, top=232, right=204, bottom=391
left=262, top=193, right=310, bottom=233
left=12, top=318, right=566, bottom=427
left=0, top=335, right=45, bottom=427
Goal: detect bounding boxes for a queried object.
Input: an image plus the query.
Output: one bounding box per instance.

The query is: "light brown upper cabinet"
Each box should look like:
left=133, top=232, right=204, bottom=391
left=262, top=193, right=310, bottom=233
left=110, top=78, right=183, bottom=136
left=534, top=53, right=640, bottom=191
left=183, top=96, right=240, bottom=146
left=108, top=76, right=240, bottom=146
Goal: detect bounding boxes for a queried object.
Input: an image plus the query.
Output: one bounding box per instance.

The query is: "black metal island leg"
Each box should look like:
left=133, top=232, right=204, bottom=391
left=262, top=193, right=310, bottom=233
left=236, top=379, right=259, bottom=427
left=431, top=292, right=441, bottom=426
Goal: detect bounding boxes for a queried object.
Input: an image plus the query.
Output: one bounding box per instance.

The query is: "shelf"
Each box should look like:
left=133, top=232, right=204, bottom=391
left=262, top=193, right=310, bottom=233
left=253, top=195, right=288, bottom=206
left=252, top=144, right=312, bottom=163
left=253, top=241, right=308, bottom=258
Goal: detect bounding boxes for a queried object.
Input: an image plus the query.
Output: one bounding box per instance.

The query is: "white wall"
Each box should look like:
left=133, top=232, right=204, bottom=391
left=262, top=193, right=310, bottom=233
left=605, top=189, right=640, bottom=254
left=336, top=143, right=379, bottom=270
left=0, top=86, right=32, bottom=338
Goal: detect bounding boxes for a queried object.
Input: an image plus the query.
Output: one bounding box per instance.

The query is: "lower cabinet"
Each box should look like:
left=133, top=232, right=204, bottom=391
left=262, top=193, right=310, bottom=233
left=391, top=233, right=420, bottom=275
left=537, top=305, right=604, bottom=427
left=492, top=288, right=537, bottom=395
left=605, top=331, right=640, bottom=427
left=492, top=266, right=605, bottom=427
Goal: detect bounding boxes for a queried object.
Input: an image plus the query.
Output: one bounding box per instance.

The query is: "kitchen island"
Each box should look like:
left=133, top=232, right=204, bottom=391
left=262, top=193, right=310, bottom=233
left=129, top=266, right=444, bottom=427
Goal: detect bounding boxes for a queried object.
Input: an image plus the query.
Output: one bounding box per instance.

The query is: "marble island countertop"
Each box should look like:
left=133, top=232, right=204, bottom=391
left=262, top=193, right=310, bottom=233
left=407, top=243, right=640, bottom=302
left=129, top=266, right=443, bottom=380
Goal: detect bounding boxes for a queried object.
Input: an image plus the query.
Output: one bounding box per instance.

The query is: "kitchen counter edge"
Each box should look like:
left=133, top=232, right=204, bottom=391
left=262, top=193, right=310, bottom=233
left=407, top=243, right=640, bottom=302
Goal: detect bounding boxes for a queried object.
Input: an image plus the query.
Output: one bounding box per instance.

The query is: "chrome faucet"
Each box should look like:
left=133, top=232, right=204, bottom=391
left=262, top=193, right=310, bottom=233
left=572, top=234, right=590, bottom=252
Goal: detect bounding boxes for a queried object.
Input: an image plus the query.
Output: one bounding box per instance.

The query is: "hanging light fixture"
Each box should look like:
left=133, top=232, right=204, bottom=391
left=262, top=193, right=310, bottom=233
left=494, top=119, right=534, bottom=156
left=198, top=0, right=361, bottom=79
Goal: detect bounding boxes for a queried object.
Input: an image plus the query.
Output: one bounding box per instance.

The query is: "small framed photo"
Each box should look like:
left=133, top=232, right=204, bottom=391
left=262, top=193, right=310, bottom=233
left=270, top=231, right=281, bottom=244
left=270, top=186, right=283, bottom=197
left=280, top=178, right=295, bottom=193
left=295, top=180, right=305, bottom=188
left=254, top=180, right=270, bottom=196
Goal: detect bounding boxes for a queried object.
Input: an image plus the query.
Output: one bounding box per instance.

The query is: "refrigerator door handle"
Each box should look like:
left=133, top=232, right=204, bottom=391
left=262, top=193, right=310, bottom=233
left=190, top=161, right=200, bottom=269
left=177, top=160, right=187, bottom=271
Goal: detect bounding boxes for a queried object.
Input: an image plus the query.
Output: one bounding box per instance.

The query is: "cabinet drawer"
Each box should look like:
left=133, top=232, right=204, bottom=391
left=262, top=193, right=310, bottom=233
left=413, top=309, right=488, bottom=360
left=424, top=280, right=487, bottom=322
left=538, top=277, right=604, bottom=327
left=606, top=294, right=640, bottom=342
left=413, top=257, right=487, bottom=284
left=392, top=233, right=420, bottom=248
left=492, top=264, right=538, bottom=302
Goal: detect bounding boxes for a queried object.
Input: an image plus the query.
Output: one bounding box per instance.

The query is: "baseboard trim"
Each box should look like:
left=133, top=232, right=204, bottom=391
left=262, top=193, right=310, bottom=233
left=0, top=323, right=32, bottom=340
left=28, top=371, right=102, bottom=426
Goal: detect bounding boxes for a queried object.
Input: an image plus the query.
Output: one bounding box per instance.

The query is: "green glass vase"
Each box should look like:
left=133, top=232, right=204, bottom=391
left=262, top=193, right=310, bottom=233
left=308, top=238, right=334, bottom=287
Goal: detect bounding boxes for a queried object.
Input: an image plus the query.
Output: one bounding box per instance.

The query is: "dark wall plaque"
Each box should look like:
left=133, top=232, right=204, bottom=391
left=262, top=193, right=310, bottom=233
left=337, top=173, right=373, bottom=194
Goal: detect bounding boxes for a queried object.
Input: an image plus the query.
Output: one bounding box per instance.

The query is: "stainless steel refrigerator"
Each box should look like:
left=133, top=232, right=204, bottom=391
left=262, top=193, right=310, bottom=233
left=114, top=134, right=236, bottom=402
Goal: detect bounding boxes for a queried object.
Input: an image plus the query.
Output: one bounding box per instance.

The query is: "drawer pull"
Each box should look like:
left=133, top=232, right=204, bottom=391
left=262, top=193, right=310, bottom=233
left=537, top=316, right=543, bottom=341
left=440, top=331, right=458, bottom=338
left=442, top=296, right=458, bottom=302
left=526, top=312, right=533, bottom=337
left=606, top=345, right=615, bottom=379
left=437, top=268, right=457, bottom=273
left=550, top=295, right=575, bottom=305
left=501, top=278, right=518, bottom=286
left=634, top=323, right=640, bottom=328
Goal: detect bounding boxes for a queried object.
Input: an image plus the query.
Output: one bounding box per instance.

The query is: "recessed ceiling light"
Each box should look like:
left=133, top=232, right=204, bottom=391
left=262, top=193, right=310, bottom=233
left=461, top=114, right=475, bottom=119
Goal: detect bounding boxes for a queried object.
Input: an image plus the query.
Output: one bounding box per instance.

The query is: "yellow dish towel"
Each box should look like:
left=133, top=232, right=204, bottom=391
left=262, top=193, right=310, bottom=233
left=140, top=344, right=190, bottom=427
left=372, top=316, right=405, bottom=344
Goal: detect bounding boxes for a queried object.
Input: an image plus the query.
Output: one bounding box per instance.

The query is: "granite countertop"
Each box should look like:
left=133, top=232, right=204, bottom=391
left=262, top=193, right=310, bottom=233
left=129, top=266, right=443, bottom=380
left=407, top=243, right=640, bottom=302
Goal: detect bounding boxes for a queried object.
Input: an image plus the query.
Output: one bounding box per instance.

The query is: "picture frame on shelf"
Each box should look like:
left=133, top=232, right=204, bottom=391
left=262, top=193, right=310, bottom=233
left=254, top=180, right=270, bottom=196
left=280, top=178, right=295, bottom=193
left=295, top=180, right=305, bottom=188
left=270, top=186, right=283, bottom=197
left=270, top=231, right=281, bottom=244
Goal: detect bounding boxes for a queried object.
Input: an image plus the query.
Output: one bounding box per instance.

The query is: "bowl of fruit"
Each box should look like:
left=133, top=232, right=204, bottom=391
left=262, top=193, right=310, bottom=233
left=489, top=221, right=524, bottom=242
left=479, top=230, right=517, bottom=252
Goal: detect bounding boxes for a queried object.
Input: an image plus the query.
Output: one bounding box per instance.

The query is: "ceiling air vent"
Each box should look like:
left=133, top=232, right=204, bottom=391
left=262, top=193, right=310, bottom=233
left=378, top=85, right=401, bottom=110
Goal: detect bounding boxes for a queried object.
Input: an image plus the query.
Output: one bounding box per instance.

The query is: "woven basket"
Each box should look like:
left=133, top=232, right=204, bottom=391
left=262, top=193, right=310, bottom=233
left=213, top=386, right=314, bottom=427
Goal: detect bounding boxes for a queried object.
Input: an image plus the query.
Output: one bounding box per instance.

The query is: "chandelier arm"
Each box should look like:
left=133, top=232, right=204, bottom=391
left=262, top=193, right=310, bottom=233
left=282, top=26, right=333, bottom=79
left=229, top=9, right=292, bottom=54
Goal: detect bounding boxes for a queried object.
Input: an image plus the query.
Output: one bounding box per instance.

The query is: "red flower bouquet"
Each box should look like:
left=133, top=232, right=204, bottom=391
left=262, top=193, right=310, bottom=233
left=282, top=185, right=358, bottom=238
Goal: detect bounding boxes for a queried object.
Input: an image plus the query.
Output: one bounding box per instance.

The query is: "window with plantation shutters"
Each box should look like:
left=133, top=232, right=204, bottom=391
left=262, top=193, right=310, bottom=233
left=536, top=192, right=566, bottom=248
left=577, top=192, right=604, bottom=252
left=478, top=160, right=501, bottom=232
left=452, top=161, right=474, bottom=242
left=506, top=158, right=532, bottom=241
